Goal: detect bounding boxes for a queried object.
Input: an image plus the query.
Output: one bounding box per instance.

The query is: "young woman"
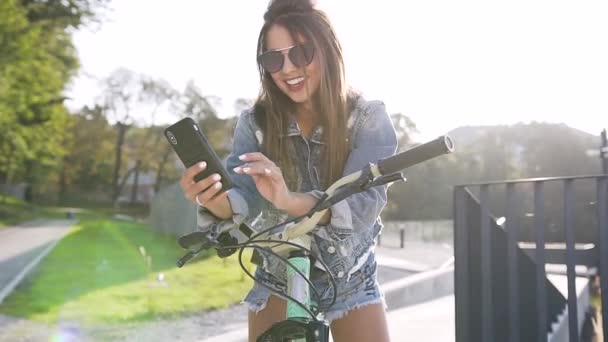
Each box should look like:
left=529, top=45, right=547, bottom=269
left=180, top=0, right=397, bottom=341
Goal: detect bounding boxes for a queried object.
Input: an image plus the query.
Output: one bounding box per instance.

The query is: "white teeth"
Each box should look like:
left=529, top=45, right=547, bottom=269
left=286, top=77, right=305, bottom=85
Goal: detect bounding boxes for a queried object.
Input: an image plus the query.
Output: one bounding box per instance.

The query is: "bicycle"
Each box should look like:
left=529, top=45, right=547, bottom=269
left=177, top=135, right=454, bottom=342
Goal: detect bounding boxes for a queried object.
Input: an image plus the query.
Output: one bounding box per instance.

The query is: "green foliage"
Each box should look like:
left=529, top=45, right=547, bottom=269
left=20, top=0, right=109, bottom=30
left=0, top=194, right=68, bottom=227
left=0, top=0, right=107, bottom=200
left=63, top=105, right=116, bottom=193
left=0, top=217, right=254, bottom=323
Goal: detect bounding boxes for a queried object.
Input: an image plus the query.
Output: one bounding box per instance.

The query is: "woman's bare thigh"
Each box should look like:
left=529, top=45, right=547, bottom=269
left=248, top=295, right=287, bottom=342
left=330, top=303, right=390, bottom=342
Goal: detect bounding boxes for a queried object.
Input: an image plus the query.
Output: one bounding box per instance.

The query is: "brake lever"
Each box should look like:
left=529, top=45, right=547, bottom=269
left=177, top=240, right=215, bottom=267
left=365, top=172, right=405, bottom=189
left=178, top=231, right=213, bottom=249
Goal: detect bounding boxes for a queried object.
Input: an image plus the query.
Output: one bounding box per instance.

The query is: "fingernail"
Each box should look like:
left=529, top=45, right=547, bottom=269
left=214, top=182, right=222, bottom=189
left=199, top=162, right=206, bottom=168
left=243, top=167, right=251, bottom=173
left=239, top=154, right=247, bottom=160
left=264, top=168, right=271, bottom=174
left=233, top=167, right=241, bottom=173
left=212, top=174, right=221, bottom=181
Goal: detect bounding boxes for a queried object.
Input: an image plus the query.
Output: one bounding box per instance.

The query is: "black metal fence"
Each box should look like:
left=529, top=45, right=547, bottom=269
left=454, top=175, right=608, bottom=342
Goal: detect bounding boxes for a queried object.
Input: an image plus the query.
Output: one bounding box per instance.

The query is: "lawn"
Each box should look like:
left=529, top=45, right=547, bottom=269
left=0, top=195, right=67, bottom=228
left=0, top=216, right=255, bottom=324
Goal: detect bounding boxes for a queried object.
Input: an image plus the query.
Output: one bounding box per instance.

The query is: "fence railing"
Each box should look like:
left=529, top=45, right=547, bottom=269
left=379, top=220, right=453, bottom=247
left=454, top=175, right=608, bottom=342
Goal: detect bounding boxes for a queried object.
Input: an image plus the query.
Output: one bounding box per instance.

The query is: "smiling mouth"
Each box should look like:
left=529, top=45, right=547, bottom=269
left=285, top=76, right=305, bottom=92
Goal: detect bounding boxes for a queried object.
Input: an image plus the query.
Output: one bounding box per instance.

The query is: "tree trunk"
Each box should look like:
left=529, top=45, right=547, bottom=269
left=58, top=162, right=67, bottom=205
left=154, top=148, right=172, bottom=192
left=112, top=122, right=129, bottom=202
left=130, top=159, right=141, bottom=204
left=2, top=147, right=16, bottom=206
left=23, top=159, right=35, bottom=203
left=113, top=167, right=135, bottom=207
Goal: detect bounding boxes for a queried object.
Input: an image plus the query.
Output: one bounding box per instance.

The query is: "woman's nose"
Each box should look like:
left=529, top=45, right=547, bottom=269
left=281, top=53, right=297, bottom=74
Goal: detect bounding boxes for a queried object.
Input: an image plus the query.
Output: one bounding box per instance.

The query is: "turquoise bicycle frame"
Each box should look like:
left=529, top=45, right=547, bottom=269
left=257, top=247, right=330, bottom=342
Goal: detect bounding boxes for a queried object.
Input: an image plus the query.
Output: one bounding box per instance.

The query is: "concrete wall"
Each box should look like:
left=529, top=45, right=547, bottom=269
left=383, top=266, right=454, bottom=310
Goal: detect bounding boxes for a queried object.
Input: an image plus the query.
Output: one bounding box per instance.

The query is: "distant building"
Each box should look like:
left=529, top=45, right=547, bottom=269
left=0, top=183, right=27, bottom=201
left=117, top=170, right=157, bottom=204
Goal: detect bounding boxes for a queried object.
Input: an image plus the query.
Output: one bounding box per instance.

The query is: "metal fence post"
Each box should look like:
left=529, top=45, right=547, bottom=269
left=598, top=177, right=608, bottom=339
left=454, top=186, right=470, bottom=342
left=506, top=183, right=520, bottom=342
left=480, top=185, right=494, bottom=341
left=534, top=181, right=548, bottom=342
left=564, top=179, right=579, bottom=342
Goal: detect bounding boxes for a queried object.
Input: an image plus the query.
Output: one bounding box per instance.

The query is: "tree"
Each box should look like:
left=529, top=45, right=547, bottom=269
left=0, top=0, right=107, bottom=205
left=390, top=112, right=418, bottom=152
left=98, top=68, right=177, bottom=204
left=60, top=105, right=115, bottom=203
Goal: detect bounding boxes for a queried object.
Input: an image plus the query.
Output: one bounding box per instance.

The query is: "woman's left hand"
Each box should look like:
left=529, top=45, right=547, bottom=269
left=233, top=152, right=291, bottom=210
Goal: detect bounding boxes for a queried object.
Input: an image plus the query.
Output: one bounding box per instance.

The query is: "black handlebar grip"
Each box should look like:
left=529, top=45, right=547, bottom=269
left=377, top=135, right=454, bottom=175
left=177, top=251, right=194, bottom=268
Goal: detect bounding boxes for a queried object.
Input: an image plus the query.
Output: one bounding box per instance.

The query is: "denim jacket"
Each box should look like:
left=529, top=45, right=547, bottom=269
left=196, top=96, right=398, bottom=283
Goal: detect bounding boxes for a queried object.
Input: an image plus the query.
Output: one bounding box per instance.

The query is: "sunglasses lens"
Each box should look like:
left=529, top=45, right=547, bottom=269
left=259, top=51, right=283, bottom=73
left=290, top=43, right=315, bottom=67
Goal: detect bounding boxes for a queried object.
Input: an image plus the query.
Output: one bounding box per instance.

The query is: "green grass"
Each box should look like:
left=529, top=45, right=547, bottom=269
left=0, top=194, right=67, bottom=228
left=0, top=216, right=254, bottom=324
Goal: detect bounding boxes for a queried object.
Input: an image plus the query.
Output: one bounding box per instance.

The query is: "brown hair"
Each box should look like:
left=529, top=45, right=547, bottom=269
left=254, top=0, right=358, bottom=190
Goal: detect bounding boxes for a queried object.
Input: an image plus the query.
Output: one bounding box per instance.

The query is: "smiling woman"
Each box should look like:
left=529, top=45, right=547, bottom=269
left=178, top=0, right=397, bottom=341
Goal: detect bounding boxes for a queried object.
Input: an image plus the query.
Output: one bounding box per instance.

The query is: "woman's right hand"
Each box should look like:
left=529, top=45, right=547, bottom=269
left=180, top=162, right=232, bottom=219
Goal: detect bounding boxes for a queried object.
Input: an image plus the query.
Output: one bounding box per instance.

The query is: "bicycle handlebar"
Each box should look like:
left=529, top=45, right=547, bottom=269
left=178, top=134, right=455, bottom=264
left=377, top=135, right=454, bottom=176
left=176, top=134, right=455, bottom=341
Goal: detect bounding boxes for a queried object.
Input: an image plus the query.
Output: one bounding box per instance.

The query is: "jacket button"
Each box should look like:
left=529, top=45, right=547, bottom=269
left=327, top=246, right=336, bottom=254
left=337, top=271, right=344, bottom=278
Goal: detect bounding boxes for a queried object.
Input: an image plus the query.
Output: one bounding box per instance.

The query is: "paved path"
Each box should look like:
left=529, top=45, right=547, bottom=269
left=387, top=295, right=455, bottom=342
left=199, top=295, right=456, bottom=342
left=0, top=219, right=76, bottom=304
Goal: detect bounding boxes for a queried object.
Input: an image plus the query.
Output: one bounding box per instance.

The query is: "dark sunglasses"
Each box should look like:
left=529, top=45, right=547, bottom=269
left=258, top=42, right=315, bottom=74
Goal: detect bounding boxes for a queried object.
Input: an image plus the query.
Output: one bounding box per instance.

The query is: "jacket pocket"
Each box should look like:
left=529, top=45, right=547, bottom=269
left=312, top=229, right=357, bottom=280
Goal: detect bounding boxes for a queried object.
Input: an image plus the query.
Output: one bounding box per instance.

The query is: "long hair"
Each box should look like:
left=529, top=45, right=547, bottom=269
left=253, top=0, right=357, bottom=191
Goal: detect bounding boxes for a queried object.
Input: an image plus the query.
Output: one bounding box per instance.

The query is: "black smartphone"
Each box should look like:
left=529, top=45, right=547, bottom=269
left=164, top=117, right=233, bottom=191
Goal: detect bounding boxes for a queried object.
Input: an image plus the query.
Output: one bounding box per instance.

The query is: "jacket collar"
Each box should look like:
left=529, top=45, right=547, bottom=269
left=282, top=114, right=326, bottom=144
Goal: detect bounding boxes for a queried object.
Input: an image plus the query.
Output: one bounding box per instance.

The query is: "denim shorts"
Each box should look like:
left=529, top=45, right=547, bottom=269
left=242, top=251, right=386, bottom=322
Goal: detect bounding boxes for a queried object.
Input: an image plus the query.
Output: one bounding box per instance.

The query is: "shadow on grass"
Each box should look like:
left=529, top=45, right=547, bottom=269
left=0, top=199, right=79, bottom=228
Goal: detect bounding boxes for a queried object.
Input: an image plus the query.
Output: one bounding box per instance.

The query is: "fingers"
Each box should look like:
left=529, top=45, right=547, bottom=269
left=186, top=173, right=222, bottom=201
left=238, top=152, right=274, bottom=165
left=234, top=152, right=279, bottom=176
left=179, top=161, right=226, bottom=207
left=180, top=162, right=207, bottom=190
left=207, top=189, right=230, bottom=206
left=233, top=161, right=279, bottom=178
left=195, top=181, right=229, bottom=206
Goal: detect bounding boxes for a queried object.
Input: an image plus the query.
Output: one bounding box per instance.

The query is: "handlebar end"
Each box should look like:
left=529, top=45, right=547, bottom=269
left=443, top=135, right=455, bottom=153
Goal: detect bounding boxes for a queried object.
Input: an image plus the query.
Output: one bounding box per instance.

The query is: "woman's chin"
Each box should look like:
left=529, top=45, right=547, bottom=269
left=286, top=91, right=311, bottom=104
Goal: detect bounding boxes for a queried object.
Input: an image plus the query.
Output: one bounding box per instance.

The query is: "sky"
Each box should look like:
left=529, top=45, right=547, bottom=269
left=66, top=0, right=608, bottom=142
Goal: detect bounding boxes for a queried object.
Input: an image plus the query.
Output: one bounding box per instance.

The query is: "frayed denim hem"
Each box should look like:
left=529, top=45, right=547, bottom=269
left=323, top=295, right=387, bottom=323
left=242, top=289, right=272, bottom=315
